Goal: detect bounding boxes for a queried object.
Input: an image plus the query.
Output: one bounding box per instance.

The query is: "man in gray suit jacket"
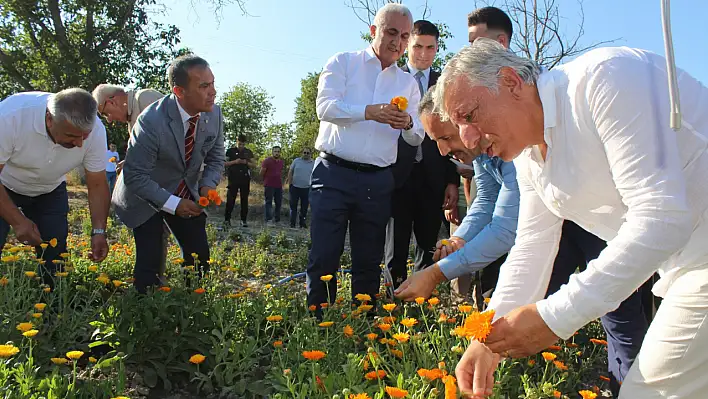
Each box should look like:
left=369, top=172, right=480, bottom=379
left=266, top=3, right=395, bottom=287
left=112, top=54, right=225, bottom=292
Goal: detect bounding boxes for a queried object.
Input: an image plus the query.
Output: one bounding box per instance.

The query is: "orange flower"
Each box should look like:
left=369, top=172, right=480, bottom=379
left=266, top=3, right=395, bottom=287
left=599, top=375, right=611, bottom=382
left=273, top=340, right=283, bottom=348
left=193, top=287, right=206, bottom=294
left=214, top=197, right=222, bottom=206
left=390, top=96, right=409, bottom=112
left=454, top=309, right=495, bottom=342
left=590, top=338, right=608, bottom=346
left=366, top=333, right=378, bottom=341
left=343, top=325, right=354, bottom=337
left=385, top=386, right=408, bottom=398
left=541, top=352, right=557, bottom=362
left=349, top=394, right=371, bottom=399
left=319, top=321, right=334, bottom=328
left=365, top=370, right=386, bottom=380
left=266, top=315, right=283, bottom=322
left=207, top=189, right=220, bottom=202
left=415, top=297, right=425, bottom=305
left=302, top=350, right=326, bottom=361
left=567, top=342, right=579, bottom=348
left=377, top=323, right=392, bottom=332
left=553, top=360, right=569, bottom=371
left=198, top=197, right=210, bottom=207
left=390, top=349, right=403, bottom=358
left=157, top=286, right=171, bottom=292
left=354, top=293, right=371, bottom=302
left=400, top=318, right=418, bottom=328
left=383, top=303, right=397, bottom=312
left=553, top=390, right=561, bottom=398
left=309, top=305, right=317, bottom=311
left=417, top=368, right=445, bottom=381
left=547, top=345, right=561, bottom=351
left=528, top=359, right=536, bottom=366
left=578, top=390, right=598, bottom=399
left=189, top=354, right=206, bottom=364
left=381, top=316, right=396, bottom=324
left=49, top=238, right=58, bottom=248
left=458, top=304, right=474, bottom=313
left=443, top=375, right=457, bottom=399
left=427, top=297, right=440, bottom=306
left=392, top=332, right=409, bottom=343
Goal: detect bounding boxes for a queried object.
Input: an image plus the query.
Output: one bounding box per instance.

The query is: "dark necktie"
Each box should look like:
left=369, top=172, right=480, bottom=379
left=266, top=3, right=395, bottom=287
left=175, top=115, right=200, bottom=199
left=414, top=71, right=425, bottom=162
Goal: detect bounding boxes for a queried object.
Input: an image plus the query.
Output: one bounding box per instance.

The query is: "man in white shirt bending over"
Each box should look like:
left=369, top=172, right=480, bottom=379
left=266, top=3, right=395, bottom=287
left=435, top=39, right=708, bottom=399
left=0, top=88, right=110, bottom=285
left=306, top=3, right=425, bottom=312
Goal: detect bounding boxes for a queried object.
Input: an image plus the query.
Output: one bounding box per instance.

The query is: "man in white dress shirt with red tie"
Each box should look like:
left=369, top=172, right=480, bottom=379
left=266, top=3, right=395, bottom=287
left=306, top=3, right=425, bottom=310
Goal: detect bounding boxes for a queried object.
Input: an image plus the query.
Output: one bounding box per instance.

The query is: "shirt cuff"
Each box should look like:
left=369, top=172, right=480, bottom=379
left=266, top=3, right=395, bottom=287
left=437, top=256, right=459, bottom=280
left=161, top=195, right=181, bottom=215
left=351, top=104, right=367, bottom=122
left=536, top=293, right=585, bottom=340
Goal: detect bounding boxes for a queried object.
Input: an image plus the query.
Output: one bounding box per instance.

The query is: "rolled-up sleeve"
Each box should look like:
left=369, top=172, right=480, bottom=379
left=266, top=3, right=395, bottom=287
left=438, top=160, right=519, bottom=279
left=316, top=53, right=367, bottom=125
left=536, top=58, right=694, bottom=339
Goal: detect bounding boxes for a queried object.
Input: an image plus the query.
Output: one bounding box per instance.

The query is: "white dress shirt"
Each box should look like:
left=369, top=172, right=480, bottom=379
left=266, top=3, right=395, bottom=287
left=487, top=46, right=708, bottom=339
left=0, top=92, right=107, bottom=196
left=161, top=99, right=200, bottom=214
left=406, top=62, right=430, bottom=94
left=315, top=47, right=425, bottom=167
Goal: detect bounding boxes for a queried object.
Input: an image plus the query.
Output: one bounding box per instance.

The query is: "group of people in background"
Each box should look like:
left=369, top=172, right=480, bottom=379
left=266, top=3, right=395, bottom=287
left=1, top=2, right=707, bottom=398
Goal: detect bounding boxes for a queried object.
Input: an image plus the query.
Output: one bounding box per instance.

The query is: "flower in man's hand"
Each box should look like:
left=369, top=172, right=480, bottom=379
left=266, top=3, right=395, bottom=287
left=390, top=96, right=408, bottom=111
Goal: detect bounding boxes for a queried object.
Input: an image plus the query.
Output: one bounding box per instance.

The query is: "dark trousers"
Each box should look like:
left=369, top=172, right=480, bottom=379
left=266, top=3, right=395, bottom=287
left=106, top=171, right=117, bottom=194
left=225, top=179, right=250, bottom=222
left=264, top=186, right=283, bottom=222
left=306, top=157, right=393, bottom=307
left=289, top=186, right=310, bottom=227
left=0, top=182, right=69, bottom=286
left=546, top=220, right=648, bottom=398
left=132, top=212, right=210, bottom=293
left=385, top=163, right=444, bottom=287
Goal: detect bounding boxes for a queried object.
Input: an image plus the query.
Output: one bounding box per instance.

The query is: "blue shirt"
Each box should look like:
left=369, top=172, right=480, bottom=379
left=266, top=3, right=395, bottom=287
left=437, top=155, right=520, bottom=280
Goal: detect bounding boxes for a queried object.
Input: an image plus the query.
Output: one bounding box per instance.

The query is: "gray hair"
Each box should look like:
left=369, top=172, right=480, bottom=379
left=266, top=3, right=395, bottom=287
left=418, top=84, right=436, bottom=116
left=373, top=3, right=413, bottom=28
left=433, top=37, right=541, bottom=120
left=48, top=88, right=97, bottom=132
left=91, top=84, right=126, bottom=107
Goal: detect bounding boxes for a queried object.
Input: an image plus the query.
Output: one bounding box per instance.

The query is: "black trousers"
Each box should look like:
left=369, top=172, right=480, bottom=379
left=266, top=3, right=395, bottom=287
left=385, top=163, right=443, bottom=287
left=133, top=212, right=210, bottom=293
left=0, top=182, right=69, bottom=287
left=224, top=179, right=250, bottom=222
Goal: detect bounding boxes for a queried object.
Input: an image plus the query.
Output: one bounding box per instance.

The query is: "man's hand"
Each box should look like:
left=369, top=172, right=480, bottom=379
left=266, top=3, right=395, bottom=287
left=394, top=264, right=447, bottom=301
left=486, top=304, right=561, bottom=359
left=442, top=183, right=458, bottom=210
left=116, top=160, right=125, bottom=175
left=458, top=166, right=474, bottom=180
left=456, top=340, right=501, bottom=398
left=433, top=236, right=466, bottom=262
left=365, top=104, right=411, bottom=129
left=445, top=207, right=460, bottom=225
left=12, top=218, right=42, bottom=246
left=175, top=199, right=202, bottom=219
left=89, top=234, right=109, bottom=262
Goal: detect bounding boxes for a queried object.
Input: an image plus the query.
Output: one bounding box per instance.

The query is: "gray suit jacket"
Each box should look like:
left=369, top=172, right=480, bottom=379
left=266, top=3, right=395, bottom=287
left=112, top=94, right=225, bottom=228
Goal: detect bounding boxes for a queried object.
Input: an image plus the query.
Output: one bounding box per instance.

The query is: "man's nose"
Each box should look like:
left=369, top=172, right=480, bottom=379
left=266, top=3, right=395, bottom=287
left=459, top=124, right=481, bottom=151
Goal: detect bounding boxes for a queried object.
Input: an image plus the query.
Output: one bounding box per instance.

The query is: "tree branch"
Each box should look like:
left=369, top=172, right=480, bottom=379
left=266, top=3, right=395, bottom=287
left=24, top=20, right=64, bottom=90
left=0, top=49, right=35, bottom=91
left=96, top=0, right=138, bottom=51
left=46, top=0, right=72, bottom=54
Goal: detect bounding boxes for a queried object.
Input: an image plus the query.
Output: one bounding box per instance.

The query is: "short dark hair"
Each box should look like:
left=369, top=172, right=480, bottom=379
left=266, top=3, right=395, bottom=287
left=272, top=145, right=281, bottom=150
left=168, top=55, right=210, bottom=89
left=412, top=20, right=439, bottom=41
left=467, top=6, right=513, bottom=39
left=237, top=134, right=247, bottom=142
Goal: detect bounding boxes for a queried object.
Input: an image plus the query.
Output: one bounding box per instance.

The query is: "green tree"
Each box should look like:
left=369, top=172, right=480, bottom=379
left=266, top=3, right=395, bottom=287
left=0, top=0, right=181, bottom=98
left=263, top=122, right=296, bottom=163
left=219, top=82, right=274, bottom=152
left=290, top=72, right=321, bottom=162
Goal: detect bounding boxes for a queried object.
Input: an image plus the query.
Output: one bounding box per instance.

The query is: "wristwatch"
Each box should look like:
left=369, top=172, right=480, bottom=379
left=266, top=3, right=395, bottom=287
left=91, top=228, right=106, bottom=236
left=403, top=115, right=414, bottom=131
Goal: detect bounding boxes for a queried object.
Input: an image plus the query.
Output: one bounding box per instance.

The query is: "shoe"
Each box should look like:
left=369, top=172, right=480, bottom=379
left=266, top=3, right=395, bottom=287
left=241, top=220, right=248, bottom=228
left=223, top=220, right=231, bottom=228
left=290, top=223, right=296, bottom=228
left=299, top=223, right=307, bottom=229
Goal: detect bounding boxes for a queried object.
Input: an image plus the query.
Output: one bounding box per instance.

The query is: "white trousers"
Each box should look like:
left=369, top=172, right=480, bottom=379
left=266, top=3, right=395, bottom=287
left=619, top=266, right=708, bottom=398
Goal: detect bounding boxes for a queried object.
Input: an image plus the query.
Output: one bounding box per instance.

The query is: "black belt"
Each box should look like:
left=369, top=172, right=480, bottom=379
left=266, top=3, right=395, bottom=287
left=321, top=153, right=390, bottom=173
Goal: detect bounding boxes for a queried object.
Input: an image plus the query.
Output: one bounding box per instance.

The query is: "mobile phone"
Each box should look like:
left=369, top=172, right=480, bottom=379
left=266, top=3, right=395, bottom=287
left=449, top=158, right=473, bottom=171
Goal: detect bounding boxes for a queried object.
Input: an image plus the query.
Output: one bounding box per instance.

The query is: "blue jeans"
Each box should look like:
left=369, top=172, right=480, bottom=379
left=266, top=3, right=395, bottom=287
left=106, top=171, right=117, bottom=194
left=264, top=186, right=282, bottom=222
left=0, top=182, right=69, bottom=287
left=547, top=220, right=649, bottom=398
left=289, top=186, right=310, bottom=227
left=306, top=157, right=394, bottom=308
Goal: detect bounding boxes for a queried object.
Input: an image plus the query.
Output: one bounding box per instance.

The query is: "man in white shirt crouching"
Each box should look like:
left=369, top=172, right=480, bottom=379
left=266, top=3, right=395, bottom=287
left=306, top=3, right=425, bottom=312
left=0, top=89, right=110, bottom=285
left=435, top=39, right=708, bottom=399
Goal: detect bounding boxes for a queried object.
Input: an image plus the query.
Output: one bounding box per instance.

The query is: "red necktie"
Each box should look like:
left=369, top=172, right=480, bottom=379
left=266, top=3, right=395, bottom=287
left=174, top=115, right=200, bottom=200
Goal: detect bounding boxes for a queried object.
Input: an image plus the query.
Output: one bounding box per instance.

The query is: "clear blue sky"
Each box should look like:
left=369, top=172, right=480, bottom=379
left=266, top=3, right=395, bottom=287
left=155, top=0, right=706, bottom=124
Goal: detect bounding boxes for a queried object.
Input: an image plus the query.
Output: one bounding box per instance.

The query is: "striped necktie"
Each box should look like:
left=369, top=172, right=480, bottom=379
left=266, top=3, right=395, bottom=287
left=414, top=71, right=425, bottom=162
left=174, top=115, right=200, bottom=199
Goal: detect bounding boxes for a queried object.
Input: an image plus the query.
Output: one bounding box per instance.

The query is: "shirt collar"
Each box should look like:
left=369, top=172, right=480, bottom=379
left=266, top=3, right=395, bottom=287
left=175, top=97, right=198, bottom=125
left=126, top=89, right=136, bottom=118
left=406, top=62, right=430, bottom=81
left=364, top=47, right=378, bottom=64
left=536, top=70, right=557, bottom=148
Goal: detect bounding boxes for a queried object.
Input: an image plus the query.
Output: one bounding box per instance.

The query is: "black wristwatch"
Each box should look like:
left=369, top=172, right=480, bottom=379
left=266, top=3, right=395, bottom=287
left=403, top=115, right=414, bottom=131
left=91, top=228, right=106, bottom=236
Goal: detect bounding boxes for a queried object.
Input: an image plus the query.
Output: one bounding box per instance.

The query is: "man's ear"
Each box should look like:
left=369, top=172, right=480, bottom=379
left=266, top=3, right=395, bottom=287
left=370, top=24, right=377, bottom=39
left=499, top=66, right=524, bottom=98
left=172, top=86, right=183, bottom=98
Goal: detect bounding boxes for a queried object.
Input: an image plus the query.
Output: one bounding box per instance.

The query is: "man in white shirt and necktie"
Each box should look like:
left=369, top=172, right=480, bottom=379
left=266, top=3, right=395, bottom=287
left=307, top=3, right=424, bottom=311
left=435, top=39, right=708, bottom=399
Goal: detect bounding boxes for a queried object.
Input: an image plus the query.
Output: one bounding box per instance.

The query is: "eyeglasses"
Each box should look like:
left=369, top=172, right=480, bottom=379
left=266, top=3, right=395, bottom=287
left=98, top=96, right=115, bottom=118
